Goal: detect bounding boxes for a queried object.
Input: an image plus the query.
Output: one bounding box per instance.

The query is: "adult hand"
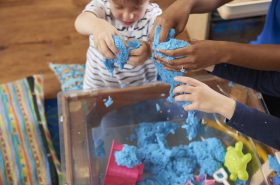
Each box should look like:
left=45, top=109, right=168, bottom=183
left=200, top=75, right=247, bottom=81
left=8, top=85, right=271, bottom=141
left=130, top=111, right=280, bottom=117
left=128, top=40, right=150, bottom=66
left=173, top=76, right=236, bottom=119
left=155, top=40, right=230, bottom=70
left=150, top=0, right=191, bottom=43
left=92, top=19, right=120, bottom=59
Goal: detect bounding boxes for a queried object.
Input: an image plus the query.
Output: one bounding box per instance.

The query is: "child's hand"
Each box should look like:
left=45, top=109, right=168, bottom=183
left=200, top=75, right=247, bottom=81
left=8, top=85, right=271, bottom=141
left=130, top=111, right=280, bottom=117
left=173, top=76, right=236, bottom=119
left=128, top=40, right=150, bottom=66
left=92, top=19, right=120, bottom=59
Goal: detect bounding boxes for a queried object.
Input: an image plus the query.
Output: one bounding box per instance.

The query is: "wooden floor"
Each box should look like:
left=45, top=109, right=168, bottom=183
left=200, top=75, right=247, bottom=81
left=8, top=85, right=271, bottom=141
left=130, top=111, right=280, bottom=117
left=0, top=0, right=188, bottom=99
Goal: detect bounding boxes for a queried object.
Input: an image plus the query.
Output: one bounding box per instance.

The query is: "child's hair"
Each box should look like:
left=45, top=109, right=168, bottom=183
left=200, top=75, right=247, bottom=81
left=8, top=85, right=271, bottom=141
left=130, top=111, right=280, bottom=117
left=111, top=0, right=149, bottom=5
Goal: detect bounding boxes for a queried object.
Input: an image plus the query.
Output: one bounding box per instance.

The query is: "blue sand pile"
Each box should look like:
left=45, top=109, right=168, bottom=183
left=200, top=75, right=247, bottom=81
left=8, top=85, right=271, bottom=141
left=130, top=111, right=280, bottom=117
left=115, top=144, right=142, bottom=168
left=103, top=36, right=141, bottom=76
left=115, top=121, right=226, bottom=185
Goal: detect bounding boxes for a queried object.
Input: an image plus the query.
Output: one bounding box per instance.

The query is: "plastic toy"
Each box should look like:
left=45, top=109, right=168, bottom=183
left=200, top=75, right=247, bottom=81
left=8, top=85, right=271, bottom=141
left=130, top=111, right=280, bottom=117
left=104, top=140, right=144, bottom=185
left=224, top=141, right=252, bottom=181
left=213, top=168, right=230, bottom=185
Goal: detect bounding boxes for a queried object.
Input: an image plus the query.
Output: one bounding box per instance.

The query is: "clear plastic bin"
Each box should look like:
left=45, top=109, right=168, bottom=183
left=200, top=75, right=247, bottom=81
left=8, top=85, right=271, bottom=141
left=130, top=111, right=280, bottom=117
left=58, top=80, right=271, bottom=185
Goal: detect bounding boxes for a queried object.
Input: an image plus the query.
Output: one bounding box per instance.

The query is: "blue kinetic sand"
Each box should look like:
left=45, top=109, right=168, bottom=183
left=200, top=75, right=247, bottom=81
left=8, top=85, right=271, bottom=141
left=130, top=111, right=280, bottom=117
left=103, top=36, right=141, bottom=76
left=104, top=96, right=113, bottom=107
left=114, top=121, right=226, bottom=185
left=152, top=26, right=190, bottom=102
left=182, top=111, right=202, bottom=141
left=268, top=155, right=280, bottom=174
left=114, top=144, right=141, bottom=168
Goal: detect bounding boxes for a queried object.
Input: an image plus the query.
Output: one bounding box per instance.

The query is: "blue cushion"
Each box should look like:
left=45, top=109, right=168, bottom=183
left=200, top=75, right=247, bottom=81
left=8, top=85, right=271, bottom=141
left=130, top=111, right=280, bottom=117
left=49, top=63, right=85, bottom=91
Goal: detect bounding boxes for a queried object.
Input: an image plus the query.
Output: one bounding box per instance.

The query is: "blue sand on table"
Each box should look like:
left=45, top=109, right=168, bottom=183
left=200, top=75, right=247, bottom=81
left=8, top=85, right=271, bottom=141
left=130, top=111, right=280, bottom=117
left=94, top=139, right=105, bottom=157
left=115, top=121, right=226, bottom=185
left=114, top=144, right=141, bottom=168
left=104, top=96, right=113, bottom=107
left=103, top=36, right=141, bottom=76
left=152, top=26, right=190, bottom=102
left=268, top=155, right=280, bottom=174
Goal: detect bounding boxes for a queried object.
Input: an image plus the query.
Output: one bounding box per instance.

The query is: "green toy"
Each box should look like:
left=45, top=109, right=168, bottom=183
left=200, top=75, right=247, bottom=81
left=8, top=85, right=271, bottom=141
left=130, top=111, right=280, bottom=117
left=224, top=141, right=252, bottom=181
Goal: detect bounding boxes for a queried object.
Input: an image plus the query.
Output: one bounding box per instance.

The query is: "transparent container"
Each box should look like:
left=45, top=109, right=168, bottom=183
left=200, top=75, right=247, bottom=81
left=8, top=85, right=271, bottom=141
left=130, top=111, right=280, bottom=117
left=58, top=80, right=271, bottom=185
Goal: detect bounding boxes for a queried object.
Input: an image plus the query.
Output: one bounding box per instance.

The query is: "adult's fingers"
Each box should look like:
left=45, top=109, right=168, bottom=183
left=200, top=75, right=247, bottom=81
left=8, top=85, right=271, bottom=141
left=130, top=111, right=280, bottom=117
left=159, top=24, right=170, bottom=43
left=154, top=55, right=194, bottom=67
left=157, top=46, right=193, bottom=58
left=174, top=76, right=202, bottom=86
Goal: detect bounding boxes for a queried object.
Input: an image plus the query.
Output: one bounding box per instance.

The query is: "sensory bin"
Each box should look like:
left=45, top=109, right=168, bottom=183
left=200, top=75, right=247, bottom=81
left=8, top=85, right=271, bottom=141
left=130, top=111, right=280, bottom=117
left=58, top=83, right=269, bottom=185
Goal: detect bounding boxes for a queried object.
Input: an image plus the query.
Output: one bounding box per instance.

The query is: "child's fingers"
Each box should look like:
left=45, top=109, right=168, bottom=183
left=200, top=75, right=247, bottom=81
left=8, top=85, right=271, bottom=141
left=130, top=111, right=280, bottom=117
left=174, top=94, right=193, bottom=102
left=183, top=103, right=197, bottom=111
left=174, top=76, right=201, bottom=86
left=100, top=40, right=115, bottom=59
left=105, top=37, right=119, bottom=55
left=129, top=47, right=141, bottom=56
left=174, top=85, right=195, bottom=94
left=127, top=56, right=141, bottom=66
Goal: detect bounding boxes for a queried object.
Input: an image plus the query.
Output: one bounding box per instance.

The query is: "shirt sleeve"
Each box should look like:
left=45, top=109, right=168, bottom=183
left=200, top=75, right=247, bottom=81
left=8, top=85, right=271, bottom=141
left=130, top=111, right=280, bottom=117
left=212, top=64, right=280, bottom=97
left=227, top=101, right=280, bottom=150
left=83, top=0, right=106, bottom=19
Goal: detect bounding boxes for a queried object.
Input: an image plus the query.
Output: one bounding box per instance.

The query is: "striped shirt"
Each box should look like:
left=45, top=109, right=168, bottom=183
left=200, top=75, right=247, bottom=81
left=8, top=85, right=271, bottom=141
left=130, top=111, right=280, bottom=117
left=82, top=0, right=162, bottom=90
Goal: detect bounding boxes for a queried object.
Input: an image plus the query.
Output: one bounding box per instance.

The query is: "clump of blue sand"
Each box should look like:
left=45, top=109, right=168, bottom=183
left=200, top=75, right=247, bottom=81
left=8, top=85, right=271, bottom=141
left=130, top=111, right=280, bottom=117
left=152, top=26, right=189, bottom=102
left=151, top=26, right=201, bottom=141
left=115, top=121, right=226, bottom=185
left=103, top=37, right=141, bottom=76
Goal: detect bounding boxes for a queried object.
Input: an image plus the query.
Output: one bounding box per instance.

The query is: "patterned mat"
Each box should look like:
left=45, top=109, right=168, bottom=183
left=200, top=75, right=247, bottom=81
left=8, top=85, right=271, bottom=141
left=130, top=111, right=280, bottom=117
left=0, top=75, right=61, bottom=185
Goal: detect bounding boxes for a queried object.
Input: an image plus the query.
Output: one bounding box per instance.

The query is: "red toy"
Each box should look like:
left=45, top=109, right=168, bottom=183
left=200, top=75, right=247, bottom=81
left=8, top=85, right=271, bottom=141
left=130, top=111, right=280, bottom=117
left=104, top=140, right=144, bottom=185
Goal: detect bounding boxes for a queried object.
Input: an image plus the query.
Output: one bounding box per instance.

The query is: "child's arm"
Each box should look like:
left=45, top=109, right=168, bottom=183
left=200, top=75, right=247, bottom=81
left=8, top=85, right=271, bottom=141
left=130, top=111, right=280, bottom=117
left=210, top=64, right=280, bottom=97
left=75, top=11, right=119, bottom=59
left=173, top=76, right=280, bottom=150
left=173, top=76, right=236, bottom=119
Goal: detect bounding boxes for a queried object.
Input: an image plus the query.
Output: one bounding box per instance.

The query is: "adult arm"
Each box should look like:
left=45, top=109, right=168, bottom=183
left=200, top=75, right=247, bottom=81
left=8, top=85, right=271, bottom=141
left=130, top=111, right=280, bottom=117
left=150, top=0, right=231, bottom=42
left=156, top=40, right=280, bottom=71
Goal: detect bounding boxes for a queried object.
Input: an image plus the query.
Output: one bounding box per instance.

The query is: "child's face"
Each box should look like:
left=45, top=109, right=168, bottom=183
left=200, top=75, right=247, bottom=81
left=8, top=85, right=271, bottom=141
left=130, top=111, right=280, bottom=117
left=110, top=0, right=149, bottom=27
